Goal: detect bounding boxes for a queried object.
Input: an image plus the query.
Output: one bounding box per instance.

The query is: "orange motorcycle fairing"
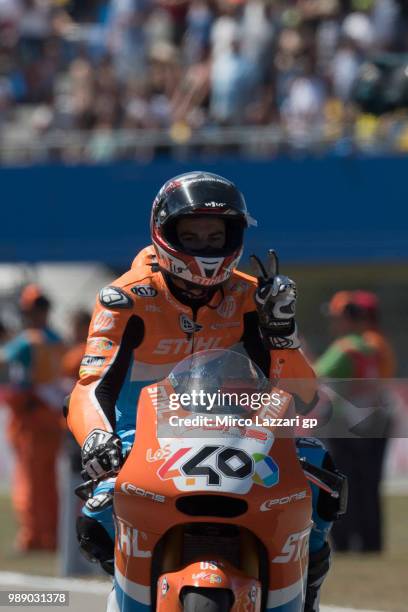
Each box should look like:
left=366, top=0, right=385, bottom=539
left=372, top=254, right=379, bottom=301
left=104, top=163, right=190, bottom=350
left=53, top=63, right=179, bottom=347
left=156, top=561, right=261, bottom=612
left=113, top=373, right=312, bottom=612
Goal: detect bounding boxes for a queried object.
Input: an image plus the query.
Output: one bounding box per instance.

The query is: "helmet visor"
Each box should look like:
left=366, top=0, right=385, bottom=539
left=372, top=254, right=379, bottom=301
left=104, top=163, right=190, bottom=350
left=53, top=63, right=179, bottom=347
left=157, top=179, right=257, bottom=229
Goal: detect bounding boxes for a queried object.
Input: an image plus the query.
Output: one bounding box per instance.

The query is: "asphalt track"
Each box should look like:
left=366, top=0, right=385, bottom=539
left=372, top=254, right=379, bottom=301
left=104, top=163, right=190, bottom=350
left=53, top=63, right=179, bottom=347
left=0, top=572, right=382, bottom=612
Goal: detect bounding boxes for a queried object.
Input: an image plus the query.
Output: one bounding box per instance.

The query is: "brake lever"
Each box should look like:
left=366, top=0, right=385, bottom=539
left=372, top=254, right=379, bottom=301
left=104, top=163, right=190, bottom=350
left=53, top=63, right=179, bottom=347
left=299, top=457, right=348, bottom=517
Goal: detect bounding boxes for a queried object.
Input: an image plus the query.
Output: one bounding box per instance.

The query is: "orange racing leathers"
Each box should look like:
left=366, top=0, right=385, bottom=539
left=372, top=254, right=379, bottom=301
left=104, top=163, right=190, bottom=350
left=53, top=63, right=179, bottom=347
left=67, top=247, right=334, bottom=596
left=67, top=246, right=317, bottom=450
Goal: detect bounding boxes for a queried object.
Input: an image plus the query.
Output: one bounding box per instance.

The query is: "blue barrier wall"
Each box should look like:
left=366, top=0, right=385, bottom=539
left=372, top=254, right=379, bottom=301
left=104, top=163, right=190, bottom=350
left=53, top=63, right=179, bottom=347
left=2, top=157, right=407, bottom=265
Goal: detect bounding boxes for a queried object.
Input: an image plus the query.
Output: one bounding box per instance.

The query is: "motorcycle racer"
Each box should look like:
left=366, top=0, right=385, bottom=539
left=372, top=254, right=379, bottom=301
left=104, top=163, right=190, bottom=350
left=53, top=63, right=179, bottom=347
left=66, top=171, right=339, bottom=611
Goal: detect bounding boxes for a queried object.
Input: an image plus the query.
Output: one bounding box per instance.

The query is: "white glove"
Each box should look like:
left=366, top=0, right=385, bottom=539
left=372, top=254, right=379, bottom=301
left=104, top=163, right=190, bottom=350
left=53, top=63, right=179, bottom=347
left=81, top=429, right=123, bottom=480
left=250, top=250, right=300, bottom=349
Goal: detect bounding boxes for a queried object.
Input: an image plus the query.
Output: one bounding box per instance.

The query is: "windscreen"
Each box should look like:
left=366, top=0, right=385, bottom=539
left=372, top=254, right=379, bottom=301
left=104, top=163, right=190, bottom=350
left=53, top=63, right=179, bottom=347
left=167, top=348, right=271, bottom=416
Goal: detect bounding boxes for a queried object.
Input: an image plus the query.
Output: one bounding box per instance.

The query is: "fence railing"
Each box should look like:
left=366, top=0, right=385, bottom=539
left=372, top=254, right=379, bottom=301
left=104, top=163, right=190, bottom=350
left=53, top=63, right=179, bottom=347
left=0, top=123, right=400, bottom=164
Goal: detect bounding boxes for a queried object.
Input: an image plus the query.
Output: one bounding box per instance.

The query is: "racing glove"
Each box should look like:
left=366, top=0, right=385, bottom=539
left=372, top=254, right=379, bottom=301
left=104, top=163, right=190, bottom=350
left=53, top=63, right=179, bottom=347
left=81, top=429, right=123, bottom=480
left=250, top=250, right=300, bottom=350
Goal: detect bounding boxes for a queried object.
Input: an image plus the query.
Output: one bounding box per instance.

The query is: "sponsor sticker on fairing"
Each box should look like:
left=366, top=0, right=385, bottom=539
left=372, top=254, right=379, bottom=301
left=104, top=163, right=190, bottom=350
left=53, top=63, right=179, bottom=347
left=272, top=527, right=311, bottom=564
left=116, top=518, right=152, bottom=558
left=120, top=482, right=165, bottom=503
left=260, top=490, right=307, bottom=512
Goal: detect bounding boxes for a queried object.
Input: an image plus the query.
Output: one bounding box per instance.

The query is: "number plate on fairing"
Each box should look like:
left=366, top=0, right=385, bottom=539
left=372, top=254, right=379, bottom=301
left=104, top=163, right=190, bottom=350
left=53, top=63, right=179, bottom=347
left=155, top=437, right=280, bottom=493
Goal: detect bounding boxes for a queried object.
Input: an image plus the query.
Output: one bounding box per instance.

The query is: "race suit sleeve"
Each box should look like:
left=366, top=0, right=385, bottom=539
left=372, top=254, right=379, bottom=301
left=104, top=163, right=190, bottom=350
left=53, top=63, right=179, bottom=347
left=241, top=311, right=318, bottom=414
left=67, top=289, right=145, bottom=446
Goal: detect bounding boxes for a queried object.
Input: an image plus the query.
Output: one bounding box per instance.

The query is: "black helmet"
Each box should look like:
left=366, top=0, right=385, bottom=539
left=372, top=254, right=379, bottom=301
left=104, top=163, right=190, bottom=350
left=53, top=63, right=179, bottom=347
left=151, top=171, right=256, bottom=287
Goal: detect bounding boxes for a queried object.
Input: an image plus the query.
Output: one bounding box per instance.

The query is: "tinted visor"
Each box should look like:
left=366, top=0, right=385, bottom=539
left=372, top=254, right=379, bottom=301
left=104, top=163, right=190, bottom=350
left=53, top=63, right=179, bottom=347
left=163, top=215, right=244, bottom=257
left=159, top=180, right=251, bottom=256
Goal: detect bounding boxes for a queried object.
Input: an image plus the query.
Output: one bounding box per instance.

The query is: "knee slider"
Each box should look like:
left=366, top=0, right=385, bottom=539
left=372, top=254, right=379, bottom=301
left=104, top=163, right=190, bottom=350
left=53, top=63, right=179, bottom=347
left=76, top=516, right=114, bottom=572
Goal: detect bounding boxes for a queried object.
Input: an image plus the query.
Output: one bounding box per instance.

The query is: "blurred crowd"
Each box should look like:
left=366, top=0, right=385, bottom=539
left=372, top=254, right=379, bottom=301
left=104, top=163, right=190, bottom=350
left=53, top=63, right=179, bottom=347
left=2, top=0, right=408, bottom=161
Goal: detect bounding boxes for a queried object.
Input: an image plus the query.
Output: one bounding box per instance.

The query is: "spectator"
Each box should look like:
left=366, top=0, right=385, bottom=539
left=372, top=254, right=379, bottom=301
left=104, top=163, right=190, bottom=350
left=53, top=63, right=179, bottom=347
left=0, top=284, right=65, bottom=552
left=182, top=0, right=213, bottom=66
left=352, top=290, right=397, bottom=377
left=315, top=290, right=394, bottom=553
left=106, top=0, right=152, bottom=81
left=61, top=309, right=92, bottom=386
left=210, top=35, right=259, bottom=124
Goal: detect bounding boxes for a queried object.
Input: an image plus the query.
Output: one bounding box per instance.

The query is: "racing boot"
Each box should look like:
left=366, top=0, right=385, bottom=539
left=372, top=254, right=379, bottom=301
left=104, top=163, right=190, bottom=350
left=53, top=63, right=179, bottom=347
left=304, top=542, right=331, bottom=612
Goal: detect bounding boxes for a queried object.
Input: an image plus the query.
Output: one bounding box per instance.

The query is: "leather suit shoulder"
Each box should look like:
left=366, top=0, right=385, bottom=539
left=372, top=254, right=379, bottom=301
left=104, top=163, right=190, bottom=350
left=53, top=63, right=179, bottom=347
left=96, top=247, right=161, bottom=311
left=112, top=246, right=158, bottom=290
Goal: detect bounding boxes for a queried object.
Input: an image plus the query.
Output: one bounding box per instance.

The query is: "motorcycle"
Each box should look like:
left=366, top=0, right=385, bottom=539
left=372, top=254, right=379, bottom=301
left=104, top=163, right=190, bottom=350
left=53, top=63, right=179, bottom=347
left=77, top=348, right=345, bottom=612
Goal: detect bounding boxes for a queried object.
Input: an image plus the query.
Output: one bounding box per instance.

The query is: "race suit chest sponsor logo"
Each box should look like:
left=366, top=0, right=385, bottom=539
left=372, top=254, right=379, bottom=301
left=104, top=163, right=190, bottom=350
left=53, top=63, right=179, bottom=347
left=116, top=517, right=151, bottom=558
left=131, top=285, right=158, bottom=298
left=272, top=527, right=311, bottom=564
left=99, top=286, right=133, bottom=309
left=260, top=490, right=307, bottom=512
left=88, top=337, right=113, bottom=351
left=79, top=368, right=100, bottom=377
left=145, top=304, right=161, bottom=313
left=120, top=482, right=165, bottom=503
left=153, top=337, right=223, bottom=355
left=80, top=355, right=106, bottom=367
left=230, top=281, right=251, bottom=293
left=216, top=295, right=236, bottom=319
left=210, top=321, right=240, bottom=330
left=93, top=310, right=114, bottom=332
left=179, top=314, right=203, bottom=333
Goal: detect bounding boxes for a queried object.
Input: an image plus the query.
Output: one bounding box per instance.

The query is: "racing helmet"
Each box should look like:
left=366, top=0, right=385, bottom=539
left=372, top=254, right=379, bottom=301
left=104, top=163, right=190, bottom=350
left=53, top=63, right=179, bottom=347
left=151, top=171, right=257, bottom=288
